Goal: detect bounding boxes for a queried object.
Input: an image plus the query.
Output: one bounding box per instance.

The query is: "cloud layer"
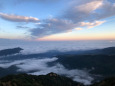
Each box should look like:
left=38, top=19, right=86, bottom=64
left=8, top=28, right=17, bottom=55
left=0, top=13, right=39, bottom=23
left=0, top=57, right=93, bottom=85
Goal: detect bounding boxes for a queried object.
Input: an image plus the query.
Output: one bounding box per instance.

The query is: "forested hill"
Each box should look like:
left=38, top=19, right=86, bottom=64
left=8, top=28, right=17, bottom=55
left=0, top=73, right=115, bottom=86
left=0, top=47, right=23, bottom=56
left=0, top=73, right=83, bottom=86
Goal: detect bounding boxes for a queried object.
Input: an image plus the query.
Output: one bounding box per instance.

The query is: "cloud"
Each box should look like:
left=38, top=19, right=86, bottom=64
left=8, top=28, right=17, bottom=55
left=30, top=0, right=115, bottom=38
left=77, top=0, right=103, bottom=13
left=30, top=63, right=93, bottom=85
left=30, top=18, right=78, bottom=37
left=62, top=0, right=104, bottom=22
left=108, top=0, right=115, bottom=3
left=15, top=0, right=57, bottom=2
left=0, top=57, right=93, bottom=85
left=13, top=0, right=58, bottom=5
left=1, top=0, right=114, bottom=38
left=0, top=2, right=3, bottom=10
left=75, top=28, right=83, bottom=30
left=0, top=13, right=40, bottom=23
left=80, top=21, right=106, bottom=28
left=94, top=0, right=115, bottom=20
left=16, top=26, right=30, bottom=29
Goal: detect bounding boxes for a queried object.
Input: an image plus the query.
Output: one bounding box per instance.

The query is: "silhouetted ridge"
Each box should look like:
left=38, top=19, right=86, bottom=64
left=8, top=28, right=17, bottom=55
left=1, top=73, right=115, bottom=86
left=47, top=72, right=59, bottom=77
left=91, top=77, right=115, bottom=86
left=0, top=73, right=84, bottom=86
left=0, top=47, right=23, bottom=56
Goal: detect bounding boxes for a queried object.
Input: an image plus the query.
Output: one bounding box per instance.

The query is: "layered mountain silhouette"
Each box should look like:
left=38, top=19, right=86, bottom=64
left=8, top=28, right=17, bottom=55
left=0, top=47, right=23, bottom=56
left=0, top=47, right=115, bottom=86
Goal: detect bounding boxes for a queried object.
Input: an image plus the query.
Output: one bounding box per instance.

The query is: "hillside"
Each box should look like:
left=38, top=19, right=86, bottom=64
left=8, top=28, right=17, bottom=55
left=91, top=77, right=115, bottom=86
left=55, top=54, right=115, bottom=76
left=0, top=47, right=23, bottom=56
left=0, top=47, right=115, bottom=85
left=1, top=73, right=115, bottom=86
left=0, top=73, right=83, bottom=86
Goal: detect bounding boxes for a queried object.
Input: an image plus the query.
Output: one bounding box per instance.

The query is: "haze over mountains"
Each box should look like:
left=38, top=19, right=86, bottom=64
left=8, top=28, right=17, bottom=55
left=0, top=0, right=115, bottom=85
left=0, top=46, right=115, bottom=85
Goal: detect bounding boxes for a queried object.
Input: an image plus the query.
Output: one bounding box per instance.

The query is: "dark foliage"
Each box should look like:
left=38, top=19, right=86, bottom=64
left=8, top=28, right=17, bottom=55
left=91, top=77, right=115, bottom=86
left=0, top=73, right=83, bottom=86
left=56, top=54, right=115, bottom=76
left=0, top=47, right=23, bottom=56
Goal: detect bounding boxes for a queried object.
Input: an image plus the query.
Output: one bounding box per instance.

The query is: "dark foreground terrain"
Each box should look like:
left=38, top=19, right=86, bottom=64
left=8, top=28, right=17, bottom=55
left=0, top=73, right=83, bottom=86
left=0, top=73, right=115, bottom=86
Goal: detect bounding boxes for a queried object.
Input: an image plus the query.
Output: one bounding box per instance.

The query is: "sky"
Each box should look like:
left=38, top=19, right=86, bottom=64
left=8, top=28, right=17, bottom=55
left=0, top=0, right=115, bottom=41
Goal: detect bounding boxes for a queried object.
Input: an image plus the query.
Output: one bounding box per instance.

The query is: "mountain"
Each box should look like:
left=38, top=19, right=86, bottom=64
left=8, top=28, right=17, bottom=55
left=0, top=47, right=115, bottom=85
left=78, top=47, right=115, bottom=55
left=91, top=77, right=115, bottom=86
left=0, top=73, right=115, bottom=86
left=0, top=73, right=83, bottom=86
left=0, top=47, right=23, bottom=56
left=57, top=47, right=115, bottom=55
left=48, top=47, right=115, bottom=81
left=55, top=54, right=115, bottom=76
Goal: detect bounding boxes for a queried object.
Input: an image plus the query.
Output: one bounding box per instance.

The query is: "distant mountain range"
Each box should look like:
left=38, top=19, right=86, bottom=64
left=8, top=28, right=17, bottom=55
left=0, top=47, right=115, bottom=57
left=0, top=47, right=115, bottom=85
left=0, top=47, right=23, bottom=56
left=49, top=47, right=115, bottom=82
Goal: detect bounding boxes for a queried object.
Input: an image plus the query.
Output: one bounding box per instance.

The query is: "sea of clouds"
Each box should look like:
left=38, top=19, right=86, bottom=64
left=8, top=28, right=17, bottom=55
left=0, top=57, right=93, bottom=85
left=0, top=40, right=115, bottom=85
left=0, top=39, right=115, bottom=54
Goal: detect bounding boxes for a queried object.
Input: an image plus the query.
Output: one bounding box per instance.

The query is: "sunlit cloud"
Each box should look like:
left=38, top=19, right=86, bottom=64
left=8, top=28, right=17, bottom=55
left=29, top=0, right=115, bottom=38
left=0, top=13, right=40, bottom=23
left=75, top=28, right=83, bottom=30
left=30, top=18, right=78, bottom=37
left=80, top=21, right=106, bottom=28
left=77, top=0, right=103, bottom=13
left=0, top=0, right=115, bottom=40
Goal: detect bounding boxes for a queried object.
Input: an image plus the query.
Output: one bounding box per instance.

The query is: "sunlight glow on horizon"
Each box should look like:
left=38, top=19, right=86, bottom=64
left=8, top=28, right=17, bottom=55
left=37, top=32, right=115, bottom=41
left=0, top=0, right=115, bottom=41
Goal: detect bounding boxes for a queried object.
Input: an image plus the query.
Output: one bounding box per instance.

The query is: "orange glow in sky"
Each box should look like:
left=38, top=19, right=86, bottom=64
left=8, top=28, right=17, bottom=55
left=37, top=31, right=115, bottom=41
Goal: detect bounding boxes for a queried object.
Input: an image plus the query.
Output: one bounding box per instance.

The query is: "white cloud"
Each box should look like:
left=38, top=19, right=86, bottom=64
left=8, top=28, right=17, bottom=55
left=95, top=0, right=115, bottom=19
left=80, top=21, right=106, bottom=28
left=77, top=0, right=103, bottom=13
left=0, top=13, right=40, bottom=23
left=75, top=28, right=83, bottom=30
left=30, top=0, right=115, bottom=38
left=0, top=57, right=93, bottom=85
left=30, top=18, right=78, bottom=37
left=1, top=0, right=115, bottom=38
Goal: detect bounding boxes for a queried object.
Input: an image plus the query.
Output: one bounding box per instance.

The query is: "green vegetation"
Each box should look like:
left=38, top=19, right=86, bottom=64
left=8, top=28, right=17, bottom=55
left=1, top=73, right=115, bottom=86
left=91, top=77, right=115, bottom=86
left=0, top=73, right=83, bottom=86
left=56, top=54, right=115, bottom=76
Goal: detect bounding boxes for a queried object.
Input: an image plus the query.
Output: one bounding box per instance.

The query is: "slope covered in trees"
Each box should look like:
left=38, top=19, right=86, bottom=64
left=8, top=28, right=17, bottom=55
left=0, top=73, right=83, bottom=86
